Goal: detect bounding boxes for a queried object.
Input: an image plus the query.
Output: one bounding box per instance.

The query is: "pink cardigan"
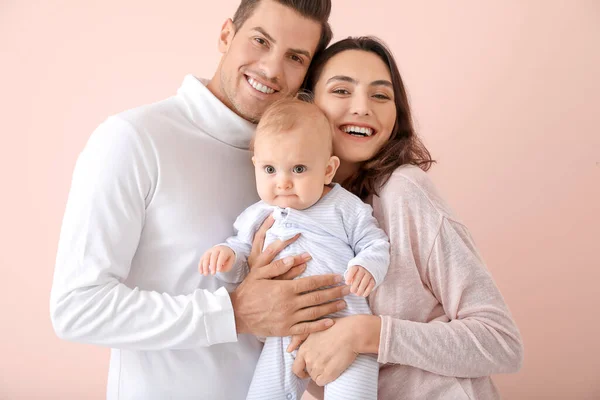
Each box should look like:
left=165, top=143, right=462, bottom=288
left=309, top=165, right=523, bottom=399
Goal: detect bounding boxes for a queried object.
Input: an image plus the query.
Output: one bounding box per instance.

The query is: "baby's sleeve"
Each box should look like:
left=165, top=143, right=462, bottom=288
left=346, top=201, right=390, bottom=288
left=215, top=202, right=270, bottom=284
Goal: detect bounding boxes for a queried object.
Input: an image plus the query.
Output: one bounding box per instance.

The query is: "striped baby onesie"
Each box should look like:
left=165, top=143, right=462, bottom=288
left=216, top=183, right=390, bottom=400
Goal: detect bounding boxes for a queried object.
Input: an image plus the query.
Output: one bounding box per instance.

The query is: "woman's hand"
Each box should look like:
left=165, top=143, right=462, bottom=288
left=291, top=315, right=381, bottom=386
left=247, top=214, right=301, bottom=279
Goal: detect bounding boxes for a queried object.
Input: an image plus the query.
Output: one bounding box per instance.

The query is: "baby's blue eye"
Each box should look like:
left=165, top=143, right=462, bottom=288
left=293, top=165, right=307, bottom=174
left=264, top=165, right=276, bottom=174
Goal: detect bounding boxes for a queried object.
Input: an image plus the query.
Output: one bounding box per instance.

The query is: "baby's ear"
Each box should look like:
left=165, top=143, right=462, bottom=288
left=251, top=156, right=256, bottom=166
left=325, top=156, right=340, bottom=184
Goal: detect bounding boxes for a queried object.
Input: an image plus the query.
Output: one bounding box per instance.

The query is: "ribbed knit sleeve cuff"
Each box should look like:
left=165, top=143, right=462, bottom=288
left=377, top=315, right=392, bottom=364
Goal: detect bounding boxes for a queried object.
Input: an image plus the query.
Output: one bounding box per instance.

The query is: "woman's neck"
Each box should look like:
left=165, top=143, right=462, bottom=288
left=334, top=161, right=359, bottom=184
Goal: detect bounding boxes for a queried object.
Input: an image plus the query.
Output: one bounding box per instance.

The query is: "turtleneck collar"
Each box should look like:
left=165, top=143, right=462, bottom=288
left=177, top=74, right=256, bottom=150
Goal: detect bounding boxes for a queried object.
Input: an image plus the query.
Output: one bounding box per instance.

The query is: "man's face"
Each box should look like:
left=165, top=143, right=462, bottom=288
left=213, top=0, right=322, bottom=122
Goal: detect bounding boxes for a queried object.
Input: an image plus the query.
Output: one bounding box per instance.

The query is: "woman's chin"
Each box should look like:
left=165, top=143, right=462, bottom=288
left=336, top=149, right=374, bottom=165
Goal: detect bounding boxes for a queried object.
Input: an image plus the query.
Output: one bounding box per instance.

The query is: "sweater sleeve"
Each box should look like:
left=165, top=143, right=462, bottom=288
left=50, top=117, right=238, bottom=350
left=378, top=214, right=524, bottom=377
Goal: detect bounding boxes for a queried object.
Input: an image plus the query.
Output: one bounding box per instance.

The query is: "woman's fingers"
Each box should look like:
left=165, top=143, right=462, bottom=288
left=292, top=353, right=309, bottom=379
left=289, top=318, right=334, bottom=336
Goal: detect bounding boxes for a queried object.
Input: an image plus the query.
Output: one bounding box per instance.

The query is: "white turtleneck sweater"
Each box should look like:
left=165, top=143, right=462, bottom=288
left=50, top=75, right=263, bottom=399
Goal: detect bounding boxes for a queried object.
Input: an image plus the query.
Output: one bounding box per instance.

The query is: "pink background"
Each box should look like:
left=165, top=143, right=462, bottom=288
left=1, top=1, right=599, bottom=399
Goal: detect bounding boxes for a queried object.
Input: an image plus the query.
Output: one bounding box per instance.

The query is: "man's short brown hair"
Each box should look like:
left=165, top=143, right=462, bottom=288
left=233, top=0, right=333, bottom=57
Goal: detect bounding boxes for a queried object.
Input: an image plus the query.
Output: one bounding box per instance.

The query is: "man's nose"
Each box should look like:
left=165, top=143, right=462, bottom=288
left=258, top=51, right=283, bottom=88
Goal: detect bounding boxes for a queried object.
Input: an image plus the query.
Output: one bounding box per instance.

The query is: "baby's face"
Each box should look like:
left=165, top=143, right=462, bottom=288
left=253, top=126, right=336, bottom=210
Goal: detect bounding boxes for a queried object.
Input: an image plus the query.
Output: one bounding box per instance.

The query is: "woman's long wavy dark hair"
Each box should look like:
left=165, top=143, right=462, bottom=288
left=304, top=36, right=434, bottom=200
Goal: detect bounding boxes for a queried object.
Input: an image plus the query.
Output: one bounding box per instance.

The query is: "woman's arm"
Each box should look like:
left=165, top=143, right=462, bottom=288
left=376, top=217, right=524, bottom=378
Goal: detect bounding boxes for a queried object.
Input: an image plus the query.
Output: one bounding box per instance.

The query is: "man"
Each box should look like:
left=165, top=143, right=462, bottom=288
left=50, top=1, right=347, bottom=399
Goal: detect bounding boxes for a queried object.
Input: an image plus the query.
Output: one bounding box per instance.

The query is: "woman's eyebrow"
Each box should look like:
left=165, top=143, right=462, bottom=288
left=370, top=79, right=393, bottom=88
left=326, top=75, right=357, bottom=84
left=326, top=75, right=392, bottom=88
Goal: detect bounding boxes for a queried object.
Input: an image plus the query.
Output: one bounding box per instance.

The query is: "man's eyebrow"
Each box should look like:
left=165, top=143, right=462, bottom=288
left=251, top=27, right=312, bottom=59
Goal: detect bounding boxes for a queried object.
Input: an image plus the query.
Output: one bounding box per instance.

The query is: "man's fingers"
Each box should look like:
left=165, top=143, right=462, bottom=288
left=297, top=285, right=350, bottom=309
left=252, top=215, right=274, bottom=249
left=256, top=254, right=310, bottom=280
left=294, top=273, right=343, bottom=294
left=295, top=300, right=346, bottom=323
left=289, top=318, right=334, bottom=336
left=254, top=235, right=304, bottom=272
left=275, top=263, right=307, bottom=281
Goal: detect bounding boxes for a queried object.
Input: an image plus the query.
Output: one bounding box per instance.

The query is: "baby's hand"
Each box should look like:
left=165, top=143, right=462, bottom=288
left=199, top=246, right=235, bottom=275
left=345, top=265, right=376, bottom=297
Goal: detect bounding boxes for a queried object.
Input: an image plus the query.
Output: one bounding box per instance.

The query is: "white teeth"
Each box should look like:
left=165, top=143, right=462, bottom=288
left=341, top=125, right=374, bottom=136
left=247, top=77, right=275, bottom=94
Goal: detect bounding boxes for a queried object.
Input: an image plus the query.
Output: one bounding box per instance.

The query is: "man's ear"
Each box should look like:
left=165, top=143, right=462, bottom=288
left=324, top=155, right=340, bottom=184
left=218, top=19, right=236, bottom=54
left=251, top=155, right=256, bottom=166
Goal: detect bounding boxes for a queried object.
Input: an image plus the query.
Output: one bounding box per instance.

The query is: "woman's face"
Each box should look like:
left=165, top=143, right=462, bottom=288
left=313, top=50, right=397, bottom=166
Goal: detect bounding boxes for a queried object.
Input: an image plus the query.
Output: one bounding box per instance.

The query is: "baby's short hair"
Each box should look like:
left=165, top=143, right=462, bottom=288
left=254, top=92, right=334, bottom=154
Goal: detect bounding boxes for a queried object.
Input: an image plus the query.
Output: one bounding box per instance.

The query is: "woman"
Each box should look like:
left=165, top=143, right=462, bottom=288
left=291, top=37, right=524, bottom=399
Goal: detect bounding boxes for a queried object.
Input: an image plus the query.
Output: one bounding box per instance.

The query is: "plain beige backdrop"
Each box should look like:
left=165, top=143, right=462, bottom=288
left=1, top=1, right=599, bottom=399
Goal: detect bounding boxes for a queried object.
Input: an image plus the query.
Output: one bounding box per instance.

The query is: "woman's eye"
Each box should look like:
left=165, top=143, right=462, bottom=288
left=293, top=165, right=307, bottom=174
left=332, top=88, right=350, bottom=95
left=264, top=165, right=276, bottom=174
left=374, top=93, right=391, bottom=100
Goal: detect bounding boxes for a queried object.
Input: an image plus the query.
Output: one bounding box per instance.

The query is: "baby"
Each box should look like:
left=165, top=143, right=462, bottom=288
left=200, top=97, right=389, bottom=400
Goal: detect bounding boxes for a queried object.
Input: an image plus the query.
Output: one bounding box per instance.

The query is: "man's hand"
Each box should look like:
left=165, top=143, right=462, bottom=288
left=230, top=255, right=350, bottom=337
left=199, top=246, right=235, bottom=275
left=247, top=214, right=300, bottom=275
left=345, top=265, right=375, bottom=297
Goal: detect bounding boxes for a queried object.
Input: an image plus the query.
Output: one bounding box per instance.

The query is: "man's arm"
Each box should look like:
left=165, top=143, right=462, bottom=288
left=50, top=117, right=241, bottom=350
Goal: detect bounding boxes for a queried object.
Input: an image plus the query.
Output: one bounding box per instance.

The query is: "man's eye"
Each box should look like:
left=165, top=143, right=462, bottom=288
left=293, top=165, right=306, bottom=174
left=290, top=54, right=303, bottom=64
left=264, top=165, right=276, bottom=174
left=254, top=37, right=267, bottom=46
